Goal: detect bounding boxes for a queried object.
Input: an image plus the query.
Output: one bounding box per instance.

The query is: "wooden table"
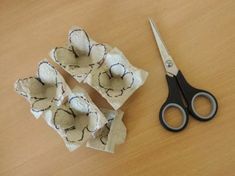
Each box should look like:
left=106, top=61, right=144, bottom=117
left=1, top=0, right=235, bottom=175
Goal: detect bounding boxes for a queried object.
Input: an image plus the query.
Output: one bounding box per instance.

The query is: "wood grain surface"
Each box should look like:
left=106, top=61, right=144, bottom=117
left=0, top=0, right=235, bottom=175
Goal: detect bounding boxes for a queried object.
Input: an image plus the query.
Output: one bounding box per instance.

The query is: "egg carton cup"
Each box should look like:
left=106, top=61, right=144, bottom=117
left=43, top=86, right=108, bottom=152
left=50, top=27, right=111, bottom=83
left=85, top=48, right=148, bottom=110
left=14, top=60, right=70, bottom=118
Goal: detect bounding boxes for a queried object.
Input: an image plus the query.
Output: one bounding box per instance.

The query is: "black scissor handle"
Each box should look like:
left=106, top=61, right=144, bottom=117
left=176, top=71, right=218, bottom=121
left=159, top=75, right=189, bottom=132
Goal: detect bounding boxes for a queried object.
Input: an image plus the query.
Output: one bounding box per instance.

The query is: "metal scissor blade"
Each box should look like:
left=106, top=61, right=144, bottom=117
left=149, top=18, right=178, bottom=76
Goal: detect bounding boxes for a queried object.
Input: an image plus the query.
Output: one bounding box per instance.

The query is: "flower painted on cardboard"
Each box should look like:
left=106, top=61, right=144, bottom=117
left=98, top=63, right=134, bottom=98
left=51, top=28, right=108, bottom=82
left=15, top=60, right=69, bottom=118
left=51, top=94, right=103, bottom=145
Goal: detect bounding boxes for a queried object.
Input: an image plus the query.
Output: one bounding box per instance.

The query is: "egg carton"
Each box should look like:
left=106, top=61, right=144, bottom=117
left=50, top=27, right=148, bottom=110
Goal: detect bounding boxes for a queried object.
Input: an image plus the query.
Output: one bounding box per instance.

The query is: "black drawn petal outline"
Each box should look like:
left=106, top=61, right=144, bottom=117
left=68, top=28, right=91, bottom=56
left=37, top=60, right=58, bottom=87
left=122, top=72, right=134, bottom=90
left=98, top=71, right=111, bottom=90
left=53, top=108, right=75, bottom=129
left=90, top=43, right=107, bottom=64
left=31, top=97, right=52, bottom=113
left=53, top=47, right=80, bottom=68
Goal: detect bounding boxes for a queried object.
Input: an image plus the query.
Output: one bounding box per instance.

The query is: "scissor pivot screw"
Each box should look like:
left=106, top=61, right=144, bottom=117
left=165, top=60, right=173, bottom=67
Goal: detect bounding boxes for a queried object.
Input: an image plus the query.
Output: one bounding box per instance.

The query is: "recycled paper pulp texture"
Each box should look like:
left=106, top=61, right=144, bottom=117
left=14, top=60, right=70, bottom=118
left=50, top=27, right=148, bottom=110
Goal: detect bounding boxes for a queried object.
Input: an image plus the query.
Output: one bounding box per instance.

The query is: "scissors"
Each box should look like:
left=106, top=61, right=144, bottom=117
left=149, top=19, right=218, bottom=132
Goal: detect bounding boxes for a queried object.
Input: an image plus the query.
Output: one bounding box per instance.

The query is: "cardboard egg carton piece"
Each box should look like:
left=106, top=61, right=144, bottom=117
left=50, top=27, right=148, bottom=110
left=43, top=86, right=108, bottom=152
left=14, top=60, right=70, bottom=118
left=86, top=109, right=126, bottom=153
left=50, top=27, right=111, bottom=83
left=85, top=48, right=148, bottom=110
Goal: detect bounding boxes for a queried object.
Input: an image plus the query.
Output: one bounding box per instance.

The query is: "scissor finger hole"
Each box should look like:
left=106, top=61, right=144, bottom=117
left=161, top=103, right=187, bottom=131
left=191, top=92, right=217, bottom=120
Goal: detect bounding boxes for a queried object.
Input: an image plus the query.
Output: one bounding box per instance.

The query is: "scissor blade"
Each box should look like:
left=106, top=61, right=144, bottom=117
left=149, top=18, right=178, bottom=76
left=149, top=18, right=170, bottom=58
